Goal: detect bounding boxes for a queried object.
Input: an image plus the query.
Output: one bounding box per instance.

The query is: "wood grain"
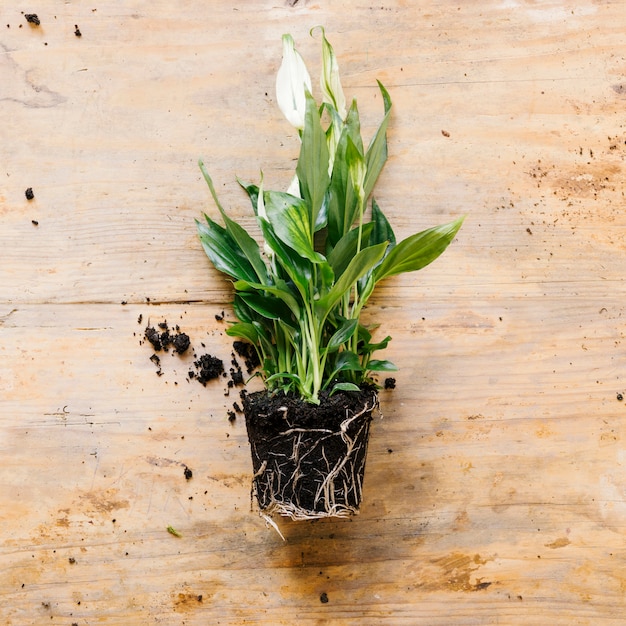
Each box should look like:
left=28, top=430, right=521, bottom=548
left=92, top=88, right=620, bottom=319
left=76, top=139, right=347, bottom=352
left=1, top=1, right=625, bottom=623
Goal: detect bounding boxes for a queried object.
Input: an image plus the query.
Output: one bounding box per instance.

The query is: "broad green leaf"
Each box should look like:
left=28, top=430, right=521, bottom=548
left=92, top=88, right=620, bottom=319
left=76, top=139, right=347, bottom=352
left=198, top=162, right=268, bottom=283
left=363, top=81, right=392, bottom=200
left=326, top=318, right=359, bottom=353
left=239, top=292, right=297, bottom=327
left=375, top=215, right=465, bottom=283
left=225, top=322, right=259, bottom=345
left=259, top=217, right=312, bottom=297
left=367, top=359, right=398, bottom=372
left=234, top=278, right=301, bottom=320
left=264, top=190, right=324, bottom=263
left=196, top=217, right=258, bottom=283
left=327, top=223, right=374, bottom=278
left=326, top=100, right=363, bottom=246
left=370, top=198, right=396, bottom=248
left=360, top=334, right=392, bottom=353
left=330, top=382, right=360, bottom=395
left=316, top=259, right=335, bottom=298
left=296, top=92, right=330, bottom=231
left=333, top=350, right=362, bottom=372
left=317, top=241, right=388, bottom=314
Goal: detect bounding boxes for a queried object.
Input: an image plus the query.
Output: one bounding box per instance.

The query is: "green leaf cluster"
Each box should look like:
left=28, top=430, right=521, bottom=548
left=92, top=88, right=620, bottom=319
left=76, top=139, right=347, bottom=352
left=197, top=31, right=464, bottom=404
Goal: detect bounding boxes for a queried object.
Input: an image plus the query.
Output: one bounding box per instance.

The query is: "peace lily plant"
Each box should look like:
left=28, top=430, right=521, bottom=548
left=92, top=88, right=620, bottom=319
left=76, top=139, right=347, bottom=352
left=197, top=28, right=463, bottom=406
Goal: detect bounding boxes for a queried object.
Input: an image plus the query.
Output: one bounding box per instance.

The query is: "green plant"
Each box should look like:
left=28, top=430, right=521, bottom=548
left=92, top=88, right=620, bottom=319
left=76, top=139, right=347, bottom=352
left=197, top=28, right=463, bottom=404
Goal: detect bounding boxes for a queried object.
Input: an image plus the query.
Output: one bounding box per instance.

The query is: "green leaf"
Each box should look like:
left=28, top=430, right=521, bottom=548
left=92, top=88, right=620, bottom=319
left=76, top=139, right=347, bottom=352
left=238, top=292, right=297, bottom=327
left=258, top=217, right=312, bottom=297
left=375, top=215, right=465, bottom=283
left=237, top=179, right=259, bottom=213
left=330, top=382, right=360, bottom=395
left=234, top=278, right=301, bottom=320
left=296, top=92, right=330, bottom=231
left=264, top=191, right=324, bottom=263
left=327, top=223, right=373, bottom=278
left=370, top=198, right=396, bottom=248
left=198, top=163, right=268, bottom=284
left=326, top=100, right=363, bottom=246
left=334, top=350, right=362, bottom=372
left=367, top=359, right=398, bottom=372
left=318, top=241, right=388, bottom=314
left=363, top=81, right=392, bottom=201
left=196, top=217, right=259, bottom=283
left=346, top=135, right=366, bottom=207
left=225, top=322, right=259, bottom=345
left=326, top=318, right=359, bottom=353
left=360, top=334, right=392, bottom=353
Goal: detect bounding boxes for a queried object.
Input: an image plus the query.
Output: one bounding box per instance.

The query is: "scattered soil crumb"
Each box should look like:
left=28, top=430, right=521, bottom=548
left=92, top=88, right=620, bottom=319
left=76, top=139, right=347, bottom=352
left=144, top=321, right=189, bottom=354
left=184, top=466, right=193, bottom=480
left=320, top=592, right=329, bottom=603
left=74, top=24, right=82, bottom=37
left=228, top=356, right=244, bottom=387
left=31, top=219, right=39, bottom=226
left=194, top=354, right=224, bottom=385
left=441, top=129, right=450, bottom=137
left=25, top=14, right=40, bottom=25
left=25, top=188, right=34, bottom=200
left=384, top=377, right=396, bottom=390
left=233, top=340, right=260, bottom=373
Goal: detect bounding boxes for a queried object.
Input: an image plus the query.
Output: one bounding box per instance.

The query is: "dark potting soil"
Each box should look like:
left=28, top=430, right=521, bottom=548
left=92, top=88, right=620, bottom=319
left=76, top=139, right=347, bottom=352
left=242, top=385, right=377, bottom=433
left=194, top=353, right=224, bottom=385
left=233, top=340, right=260, bottom=374
left=144, top=321, right=190, bottom=354
left=242, top=386, right=378, bottom=516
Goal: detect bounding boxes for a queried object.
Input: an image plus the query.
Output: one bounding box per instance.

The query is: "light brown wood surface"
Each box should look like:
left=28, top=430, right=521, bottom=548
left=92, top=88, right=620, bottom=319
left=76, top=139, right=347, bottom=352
left=2, top=1, right=625, bottom=624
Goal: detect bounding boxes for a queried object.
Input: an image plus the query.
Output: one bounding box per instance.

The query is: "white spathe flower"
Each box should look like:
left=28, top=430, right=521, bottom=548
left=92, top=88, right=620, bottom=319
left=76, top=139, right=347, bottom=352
left=317, top=27, right=346, bottom=120
left=276, top=34, right=312, bottom=130
left=286, top=174, right=301, bottom=198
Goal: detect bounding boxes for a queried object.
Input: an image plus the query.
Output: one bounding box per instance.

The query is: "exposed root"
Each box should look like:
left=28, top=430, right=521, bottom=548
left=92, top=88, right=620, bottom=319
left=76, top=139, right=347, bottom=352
left=247, top=391, right=378, bottom=520
left=261, top=513, right=286, bottom=541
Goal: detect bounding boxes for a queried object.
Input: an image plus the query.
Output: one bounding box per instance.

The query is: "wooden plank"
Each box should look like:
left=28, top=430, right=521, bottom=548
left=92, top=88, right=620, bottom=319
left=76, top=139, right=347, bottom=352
left=2, top=0, right=626, bottom=624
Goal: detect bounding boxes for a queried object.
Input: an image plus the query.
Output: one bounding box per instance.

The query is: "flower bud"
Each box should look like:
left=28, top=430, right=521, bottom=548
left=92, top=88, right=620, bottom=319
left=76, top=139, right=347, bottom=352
left=276, top=34, right=312, bottom=130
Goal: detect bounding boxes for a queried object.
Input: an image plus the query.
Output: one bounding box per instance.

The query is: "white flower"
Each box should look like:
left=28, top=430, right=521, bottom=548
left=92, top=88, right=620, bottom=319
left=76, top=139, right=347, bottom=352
left=286, top=174, right=301, bottom=198
left=276, top=34, right=312, bottom=130
left=317, top=27, right=346, bottom=120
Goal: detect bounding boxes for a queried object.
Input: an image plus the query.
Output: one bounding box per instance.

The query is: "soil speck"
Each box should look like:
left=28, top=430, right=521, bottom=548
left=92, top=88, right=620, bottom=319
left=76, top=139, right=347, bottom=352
left=25, top=14, right=40, bottom=25
left=194, top=354, right=224, bottom=385
left=320, top=592, right=329, bottom=603
left=233, top=340, right=260, bottom=373
left=25, top=188, right=34, bottom=200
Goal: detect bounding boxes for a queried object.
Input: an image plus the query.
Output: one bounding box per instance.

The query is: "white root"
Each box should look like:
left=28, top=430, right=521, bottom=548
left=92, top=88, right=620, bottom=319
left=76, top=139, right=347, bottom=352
left=250, top=393, right=379, bottom=520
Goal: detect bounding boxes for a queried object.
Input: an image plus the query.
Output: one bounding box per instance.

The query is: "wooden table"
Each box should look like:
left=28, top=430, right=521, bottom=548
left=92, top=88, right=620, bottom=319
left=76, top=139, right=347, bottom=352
left=2, top=1, right=625, bottom=623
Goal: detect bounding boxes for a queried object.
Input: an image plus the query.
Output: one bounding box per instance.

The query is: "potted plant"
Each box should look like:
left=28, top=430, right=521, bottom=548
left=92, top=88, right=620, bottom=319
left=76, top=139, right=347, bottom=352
left=196, top=29, right=463, bottom=520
